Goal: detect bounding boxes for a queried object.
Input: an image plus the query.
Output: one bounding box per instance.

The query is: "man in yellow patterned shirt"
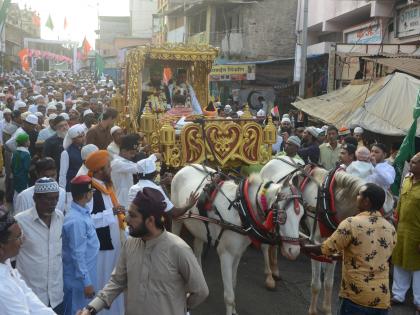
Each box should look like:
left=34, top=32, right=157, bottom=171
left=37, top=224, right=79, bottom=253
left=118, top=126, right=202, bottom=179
left=302, top=183, right=397, bottom=315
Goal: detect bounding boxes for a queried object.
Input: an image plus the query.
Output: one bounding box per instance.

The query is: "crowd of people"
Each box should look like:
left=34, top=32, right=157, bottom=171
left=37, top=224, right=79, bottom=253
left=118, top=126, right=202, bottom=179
left=0, top=71, right=418, bottom=315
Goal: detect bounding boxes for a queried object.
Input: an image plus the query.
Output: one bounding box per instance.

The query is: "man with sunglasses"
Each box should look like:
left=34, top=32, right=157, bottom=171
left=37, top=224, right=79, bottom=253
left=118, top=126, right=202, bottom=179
left=0, top=208, right=56, bottom=314
left=15, top=177, right=64, bottom=314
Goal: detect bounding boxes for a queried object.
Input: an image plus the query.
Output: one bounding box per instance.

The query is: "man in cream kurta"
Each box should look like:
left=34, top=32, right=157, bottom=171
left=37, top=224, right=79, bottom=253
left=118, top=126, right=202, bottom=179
left=81, top=188, right=208, bottom=315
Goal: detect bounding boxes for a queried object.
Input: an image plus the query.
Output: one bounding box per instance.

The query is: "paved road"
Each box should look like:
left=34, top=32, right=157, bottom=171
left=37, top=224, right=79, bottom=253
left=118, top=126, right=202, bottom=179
left=192, top=245, right=415, bottom=315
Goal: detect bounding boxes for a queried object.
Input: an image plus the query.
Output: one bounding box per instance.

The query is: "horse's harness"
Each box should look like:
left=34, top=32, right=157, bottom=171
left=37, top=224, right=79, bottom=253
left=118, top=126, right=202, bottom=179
left=176, top=164, right=302, bottom=248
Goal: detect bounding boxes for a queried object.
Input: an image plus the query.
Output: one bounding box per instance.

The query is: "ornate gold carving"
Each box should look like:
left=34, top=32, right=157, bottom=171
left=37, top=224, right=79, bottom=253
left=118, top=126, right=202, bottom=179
left=241, top=123, right=262, bottom=162
left=181, top=124, right=205, bottom=165
left=205, top=123, right=242, bottom=166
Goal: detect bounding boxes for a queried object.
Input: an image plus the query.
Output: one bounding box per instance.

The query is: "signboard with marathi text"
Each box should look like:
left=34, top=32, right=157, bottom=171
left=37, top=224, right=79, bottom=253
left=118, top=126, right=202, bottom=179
left=344, top=20, right=382, bottom=44
left=397, top=5, right=420, bottom=38
left=209, top=64, right=256, bottom=81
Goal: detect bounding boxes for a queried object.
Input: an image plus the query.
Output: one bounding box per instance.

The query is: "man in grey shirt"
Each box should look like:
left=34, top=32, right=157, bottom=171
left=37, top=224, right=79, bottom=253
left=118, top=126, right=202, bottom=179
left=79, top=187, right=209, bottom=315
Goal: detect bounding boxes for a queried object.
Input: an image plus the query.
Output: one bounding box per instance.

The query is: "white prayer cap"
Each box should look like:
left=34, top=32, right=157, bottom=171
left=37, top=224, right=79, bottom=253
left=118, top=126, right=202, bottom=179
left=306, top=126, right=319, bottom=138
left=281, top=117, right=291, bottom=124
left=110, top=126, right=122, bottom=135
left=236, top=110, right=244, bottom=117
left=46, top=104, right=57, bottom=111
left=34, top=177, right=59, bottom=194
left=35, top=95, right=44, bottom=100
left=3, top=108, right=12, bottom=114
left=25, top=114, right=39, bottom=125
left=63, top=124, right=85, bottom=149
left=35, top=112, right=44, bottom=117
left=257, top=109, right=266, bottom=117
left=282, top=114, right=290, bottom=119
left=59, top=112, right=70, bottom=121
left=81, top=144, right=99, bottom=160
left=13, top=100, right=26, bottom=110
left=287, top=136, right=301, bottom=148
left=28, top=104, right=38, bottom=114
left=48, top=113, right=58, bottom=120
left=83, top=109, right=94, bottom=117
left=138, top=155, right=157, bottom=175
left=354, top=127, right=364, bottom=135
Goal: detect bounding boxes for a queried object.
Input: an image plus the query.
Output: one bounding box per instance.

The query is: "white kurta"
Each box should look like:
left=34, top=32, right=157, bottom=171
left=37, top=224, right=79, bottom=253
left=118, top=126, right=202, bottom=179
left=88, top=180, right=124, bottom=315
left=366, top=161, right=396, bottom=191
left=110, top=155, right=142, bottom=209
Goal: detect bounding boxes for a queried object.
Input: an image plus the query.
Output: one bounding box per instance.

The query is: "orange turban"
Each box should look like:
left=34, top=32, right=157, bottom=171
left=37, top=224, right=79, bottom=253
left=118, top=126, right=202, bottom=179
left=85, top=150, right=109, bottom=172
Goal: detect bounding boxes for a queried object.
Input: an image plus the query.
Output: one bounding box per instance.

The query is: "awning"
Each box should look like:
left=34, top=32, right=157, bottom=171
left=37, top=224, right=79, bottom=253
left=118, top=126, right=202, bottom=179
left=292, top=72, right=420, bottom=136
left=363, top=57, right=420, bottom=78
left=292, top=77, right=386, bottom=129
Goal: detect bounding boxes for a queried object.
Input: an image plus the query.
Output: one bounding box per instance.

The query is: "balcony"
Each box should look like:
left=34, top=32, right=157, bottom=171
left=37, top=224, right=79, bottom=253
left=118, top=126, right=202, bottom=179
left=188, top=31, right=208, bottom=44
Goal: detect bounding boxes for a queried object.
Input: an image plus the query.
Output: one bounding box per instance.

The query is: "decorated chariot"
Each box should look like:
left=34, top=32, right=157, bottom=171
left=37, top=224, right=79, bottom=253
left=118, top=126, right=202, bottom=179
left=120, top=43, right=278, bottom=169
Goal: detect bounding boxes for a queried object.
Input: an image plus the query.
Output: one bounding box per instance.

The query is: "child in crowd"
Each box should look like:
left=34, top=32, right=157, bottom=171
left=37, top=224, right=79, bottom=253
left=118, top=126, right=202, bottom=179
left=12, top=133, right=31, bottom=198
left=346, top=146, right=374, bottom=179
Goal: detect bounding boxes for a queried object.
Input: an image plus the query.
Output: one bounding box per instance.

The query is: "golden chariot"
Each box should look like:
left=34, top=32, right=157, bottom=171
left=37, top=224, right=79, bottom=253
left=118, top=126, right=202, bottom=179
left=118, top=43, right=277, bottom=169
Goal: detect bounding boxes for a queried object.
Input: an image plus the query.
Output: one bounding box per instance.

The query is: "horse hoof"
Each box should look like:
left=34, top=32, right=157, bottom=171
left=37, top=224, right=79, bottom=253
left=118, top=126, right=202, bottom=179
left=264, top=282, right=277, bottom=291
left=272, top=274, right=281, bottom=281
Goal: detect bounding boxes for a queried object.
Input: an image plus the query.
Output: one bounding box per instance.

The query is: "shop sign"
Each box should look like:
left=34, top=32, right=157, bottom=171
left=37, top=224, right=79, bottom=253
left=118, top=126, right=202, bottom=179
left=344, top=21, right=382, bottom=44
left=209, top=64, right=256, bottom=81
left=397, top=5, right=420, bottom=38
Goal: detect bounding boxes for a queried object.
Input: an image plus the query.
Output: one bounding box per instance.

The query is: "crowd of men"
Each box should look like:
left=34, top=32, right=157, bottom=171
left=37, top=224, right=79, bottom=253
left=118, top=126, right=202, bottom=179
left=0, top=71, right=418, bottom=315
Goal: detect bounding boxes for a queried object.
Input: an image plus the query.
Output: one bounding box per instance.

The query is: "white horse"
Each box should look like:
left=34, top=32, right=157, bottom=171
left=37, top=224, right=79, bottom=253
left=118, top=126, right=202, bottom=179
left=260, top=158, right=394, bottom=315
left=171, top=164, right=304, bottom=315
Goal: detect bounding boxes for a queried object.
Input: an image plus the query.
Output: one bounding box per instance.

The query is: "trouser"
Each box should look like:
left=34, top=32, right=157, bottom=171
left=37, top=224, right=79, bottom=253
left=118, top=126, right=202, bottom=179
left=392, top=265, right=420, bottom=306
left=337, top=298, right=388, bottom=315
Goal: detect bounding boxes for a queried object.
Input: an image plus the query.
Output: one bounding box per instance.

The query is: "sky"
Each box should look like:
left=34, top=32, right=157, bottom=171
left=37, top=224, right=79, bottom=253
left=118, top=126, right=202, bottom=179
left=16, top=0, right=130, bottom=48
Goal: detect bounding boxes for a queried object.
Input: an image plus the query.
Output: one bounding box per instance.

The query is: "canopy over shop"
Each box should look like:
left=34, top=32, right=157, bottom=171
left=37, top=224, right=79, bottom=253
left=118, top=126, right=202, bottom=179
left=292, top=72, right=420, bottom=137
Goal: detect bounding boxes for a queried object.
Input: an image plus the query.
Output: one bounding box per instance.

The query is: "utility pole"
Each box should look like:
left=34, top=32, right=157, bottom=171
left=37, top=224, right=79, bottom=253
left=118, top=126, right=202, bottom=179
left=298, top=0, right=308, bottom=98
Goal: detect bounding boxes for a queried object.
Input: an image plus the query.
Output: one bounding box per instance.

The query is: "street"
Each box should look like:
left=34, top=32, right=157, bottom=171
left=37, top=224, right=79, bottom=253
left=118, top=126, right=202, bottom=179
left=193, top=245, right=414, bottom=315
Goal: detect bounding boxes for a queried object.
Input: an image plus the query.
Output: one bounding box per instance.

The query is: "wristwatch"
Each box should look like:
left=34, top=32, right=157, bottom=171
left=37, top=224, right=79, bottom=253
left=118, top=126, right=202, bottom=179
left=85, top=305, right=97, bottom=315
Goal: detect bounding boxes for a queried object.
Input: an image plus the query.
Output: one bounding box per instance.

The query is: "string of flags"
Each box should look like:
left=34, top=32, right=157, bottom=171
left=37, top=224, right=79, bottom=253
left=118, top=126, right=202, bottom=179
left=31, top=12, right=69, bottom=32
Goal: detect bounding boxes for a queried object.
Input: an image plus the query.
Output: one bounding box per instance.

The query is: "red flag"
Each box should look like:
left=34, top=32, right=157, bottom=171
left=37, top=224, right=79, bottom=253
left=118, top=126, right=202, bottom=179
left=64, top=17, right=68, bottom=30
left=32, top=13, right=40, bottom=27
left=18, top=48, right=30, bottom=72
left=82, top=37, right=91, bottom=56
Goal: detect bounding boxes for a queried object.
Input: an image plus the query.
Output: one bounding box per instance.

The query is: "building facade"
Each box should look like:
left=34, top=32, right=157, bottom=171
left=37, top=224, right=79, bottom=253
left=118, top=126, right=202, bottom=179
left=1, top=2, right=41, bottom=71
left=156, top=0, right=298, bottom=110
left=130, top=0, right=157, bottom=38
left=295, top=0, right=420, bottom=94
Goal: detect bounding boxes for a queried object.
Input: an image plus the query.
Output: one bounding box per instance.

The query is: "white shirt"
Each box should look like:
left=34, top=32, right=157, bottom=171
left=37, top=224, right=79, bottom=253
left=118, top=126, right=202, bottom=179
left=346, top=160, right=375, bottom=179
left=128, top=179, right=174, bottom=212
left=0, top=260, right=56, bottom=315
left=37, top=126, right=55, bottom=142
left=107, top=141, right=120, bottom=160
left=15, top=208, right=64, bottom=308
left=14, top=185, right=66, bottom=215
left=59, top=150, right=69, bottom=189
left=366, top=161, right=396, bottom=191
left=3, top=119, right=18, bottom=136
left=111, top=155, right=143, bottom=208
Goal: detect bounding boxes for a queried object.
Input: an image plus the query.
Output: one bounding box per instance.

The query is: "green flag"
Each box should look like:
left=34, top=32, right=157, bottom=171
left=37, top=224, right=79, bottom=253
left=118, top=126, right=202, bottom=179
left=391, top=91, right=420, bottom=195
left=0, top=0, right=11, bottom=26
left=45, top=13, right=54, bottom=30
left=95, top=53, right=105, bottom=78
